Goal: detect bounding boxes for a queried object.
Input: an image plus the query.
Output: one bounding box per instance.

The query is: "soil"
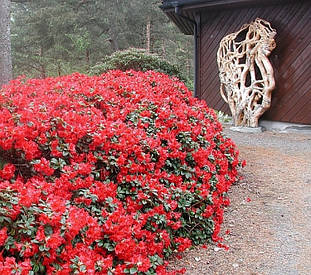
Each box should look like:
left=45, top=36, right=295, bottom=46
left=169, top=127, right=311, bottom=275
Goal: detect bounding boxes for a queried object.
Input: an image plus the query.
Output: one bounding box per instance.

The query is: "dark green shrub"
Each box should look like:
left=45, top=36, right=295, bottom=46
left=89, top=48, right=192, bottom=89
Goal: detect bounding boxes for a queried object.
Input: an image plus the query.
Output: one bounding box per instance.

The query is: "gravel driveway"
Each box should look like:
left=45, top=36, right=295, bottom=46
left=170, top=127, right=311, bottom=275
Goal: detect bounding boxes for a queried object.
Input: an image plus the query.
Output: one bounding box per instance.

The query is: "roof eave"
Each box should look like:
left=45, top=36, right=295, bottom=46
left=160, top=0, right=295, bottom=11
left=160, top=0, right=305, bottom=35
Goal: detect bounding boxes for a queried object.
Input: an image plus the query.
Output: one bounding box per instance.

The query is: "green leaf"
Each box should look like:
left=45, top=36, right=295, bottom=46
left=130, top=267, right=138, bottom=274
left=44, top=224, right=53, bottom=236
left=33, top=264, right=40, bottom=273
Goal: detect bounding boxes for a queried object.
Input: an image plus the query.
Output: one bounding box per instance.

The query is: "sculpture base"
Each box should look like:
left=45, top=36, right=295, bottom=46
left=229, top=126, right=264, bottom=133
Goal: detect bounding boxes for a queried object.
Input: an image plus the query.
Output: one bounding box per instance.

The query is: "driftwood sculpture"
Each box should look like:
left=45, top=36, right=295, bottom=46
left=217, top=18, right=276, bottom=127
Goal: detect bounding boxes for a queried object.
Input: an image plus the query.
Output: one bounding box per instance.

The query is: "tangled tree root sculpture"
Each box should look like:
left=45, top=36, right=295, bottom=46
left=217, top=18, right=276, bottom=127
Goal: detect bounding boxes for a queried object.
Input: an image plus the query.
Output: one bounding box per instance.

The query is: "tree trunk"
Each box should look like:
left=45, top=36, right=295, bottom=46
left=39, top=46, right=46, bottom=79
left=109, top=28, right=119, bottom=52
left=161, top=40, right=166, bottom=57
left=146, top=18, right=151, bottom=53
left=86, top=49, right=90, bottom=64
left=0, top=0, right=12, bottom=87
left=57, top=62, right=61, bottom=76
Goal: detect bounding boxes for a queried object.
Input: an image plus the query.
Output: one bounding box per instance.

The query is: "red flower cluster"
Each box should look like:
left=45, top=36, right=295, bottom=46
left=0, top=71, right=242, bottom=274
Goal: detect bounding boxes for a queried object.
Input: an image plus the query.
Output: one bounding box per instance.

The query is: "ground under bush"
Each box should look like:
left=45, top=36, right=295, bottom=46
left=0, top=71, right=242, bottom=274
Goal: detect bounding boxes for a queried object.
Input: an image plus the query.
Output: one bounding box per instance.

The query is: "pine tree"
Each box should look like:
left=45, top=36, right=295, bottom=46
left=10, top=0, right=194, bottom=82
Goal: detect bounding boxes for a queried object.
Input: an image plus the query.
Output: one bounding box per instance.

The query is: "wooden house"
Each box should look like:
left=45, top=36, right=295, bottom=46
left=161, top=0, right=311, bottom=125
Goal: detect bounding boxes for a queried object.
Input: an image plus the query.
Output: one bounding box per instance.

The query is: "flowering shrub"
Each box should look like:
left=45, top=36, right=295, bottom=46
left=0, top=71, right=242, bottom=274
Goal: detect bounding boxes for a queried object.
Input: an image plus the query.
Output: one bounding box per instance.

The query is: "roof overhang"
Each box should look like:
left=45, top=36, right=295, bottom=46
left=160, top=0, right=304, bottom=35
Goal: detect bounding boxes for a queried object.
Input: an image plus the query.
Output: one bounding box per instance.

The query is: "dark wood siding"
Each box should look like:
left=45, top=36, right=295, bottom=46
left=198, top=1, right=311, bottom=124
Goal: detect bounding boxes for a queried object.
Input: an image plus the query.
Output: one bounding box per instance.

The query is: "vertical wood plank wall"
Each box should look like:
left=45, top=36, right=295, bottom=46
left=198, top=2, right=311, bottom=124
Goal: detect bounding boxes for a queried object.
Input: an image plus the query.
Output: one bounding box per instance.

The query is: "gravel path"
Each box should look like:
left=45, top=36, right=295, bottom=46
left=169, top=128, right=311, bottom=275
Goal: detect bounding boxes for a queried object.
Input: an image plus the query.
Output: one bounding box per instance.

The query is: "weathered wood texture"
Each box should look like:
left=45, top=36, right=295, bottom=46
left=198, top=1, right=311, bottom=124
left=217, top=18, right=276, bottom=127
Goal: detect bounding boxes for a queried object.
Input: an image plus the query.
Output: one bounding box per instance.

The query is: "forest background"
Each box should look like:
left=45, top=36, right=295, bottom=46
left=7, top=0, right=194, bottom=85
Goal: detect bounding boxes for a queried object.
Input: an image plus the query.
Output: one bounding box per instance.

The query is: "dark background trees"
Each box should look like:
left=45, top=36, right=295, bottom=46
left=5, top=0, right=193, bottom=84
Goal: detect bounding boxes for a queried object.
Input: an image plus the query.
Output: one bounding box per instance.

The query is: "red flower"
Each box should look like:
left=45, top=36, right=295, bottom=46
left=174, top=237, right=192, bottom=252
left=115, top=238, right=137, bottom=261
left=0, top=164, right=15, bottom=180
left=0, top=228, right=8, bottom=246
left=202, top=205, right=214, bottom=218
left=34, top=158, right=54, bottom=176
left=35, top=226, right=45, bottom=242
left=46, top=232, right=64, bottom=250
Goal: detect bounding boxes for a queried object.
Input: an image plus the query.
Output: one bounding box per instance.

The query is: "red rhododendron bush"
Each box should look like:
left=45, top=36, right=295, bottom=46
left=0, top=71, right=242, bottom=274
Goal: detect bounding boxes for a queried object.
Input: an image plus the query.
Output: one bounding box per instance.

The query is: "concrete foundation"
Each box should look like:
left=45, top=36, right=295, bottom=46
left=229, top=126, right=264, bottom=133
left=259, top=120, right=311, bottom=134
